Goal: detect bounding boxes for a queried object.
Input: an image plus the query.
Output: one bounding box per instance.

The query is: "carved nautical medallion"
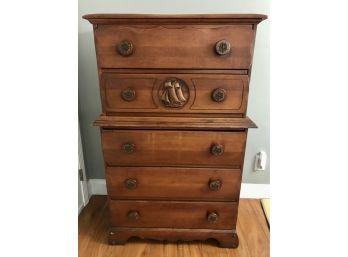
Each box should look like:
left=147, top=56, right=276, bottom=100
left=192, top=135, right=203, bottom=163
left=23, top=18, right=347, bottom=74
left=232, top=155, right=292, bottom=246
left=160, top=78, right=189, bottom=108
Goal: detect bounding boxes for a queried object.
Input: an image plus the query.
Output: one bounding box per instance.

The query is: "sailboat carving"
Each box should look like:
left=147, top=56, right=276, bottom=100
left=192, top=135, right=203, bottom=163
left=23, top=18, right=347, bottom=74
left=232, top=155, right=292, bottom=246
left=160, top=79, right=188, bottom=108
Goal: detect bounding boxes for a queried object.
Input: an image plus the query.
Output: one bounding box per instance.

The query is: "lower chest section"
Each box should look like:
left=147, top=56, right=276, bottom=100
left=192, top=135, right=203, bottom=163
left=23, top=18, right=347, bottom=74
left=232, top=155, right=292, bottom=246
left=101, top=128, right=248, bottom=232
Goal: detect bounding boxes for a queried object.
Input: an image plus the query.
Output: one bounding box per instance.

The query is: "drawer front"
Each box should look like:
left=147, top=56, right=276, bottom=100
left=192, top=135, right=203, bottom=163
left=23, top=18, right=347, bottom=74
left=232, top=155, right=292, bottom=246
left=109, top=200, right=237, bottom=229
left=106, top=167, right=241, bottom=201
left=94, top=25, right=256, bottom=69
left=102, top=130, right=246, bottom=167
left=101, top=73, right=249, bottom=114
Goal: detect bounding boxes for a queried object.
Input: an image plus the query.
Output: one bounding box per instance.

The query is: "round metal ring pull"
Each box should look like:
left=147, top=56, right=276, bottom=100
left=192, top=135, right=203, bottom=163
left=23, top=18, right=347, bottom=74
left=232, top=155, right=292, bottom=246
left=209, top=179, right=222, bottom=191
left=210, top=144, right=224, bottom=156
left=117, top=40, right=134, bottom=56
left=121, top=88, right=136, bottom=101
left=122, top=143, right=135, bottom=154
left=125, top=178, right=137, bottom=189
left=212, top=88, right=227, bottom=102
left=207, top=211, right=219, bottom=223
left=127, top=210, right=140, bottom=220
left=215, top=40, right=231, bottom=55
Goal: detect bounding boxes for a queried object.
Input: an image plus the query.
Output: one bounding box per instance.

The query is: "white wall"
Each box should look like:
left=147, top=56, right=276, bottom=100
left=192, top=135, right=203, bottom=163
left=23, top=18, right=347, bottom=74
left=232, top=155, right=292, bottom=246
left=78, top=0, right=270, bottom=184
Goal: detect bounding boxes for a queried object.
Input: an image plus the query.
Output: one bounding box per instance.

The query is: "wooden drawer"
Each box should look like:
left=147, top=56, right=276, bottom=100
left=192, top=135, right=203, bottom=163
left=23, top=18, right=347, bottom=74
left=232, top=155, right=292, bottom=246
left=106, top=167, right=241, bottom=201
left=109, top=200, right=238, bottom=229
left=94, top=25, right=256, bottom=69
left=102, top=130, right=246, bottom=167
left=101, top=73, right=249, bottom=115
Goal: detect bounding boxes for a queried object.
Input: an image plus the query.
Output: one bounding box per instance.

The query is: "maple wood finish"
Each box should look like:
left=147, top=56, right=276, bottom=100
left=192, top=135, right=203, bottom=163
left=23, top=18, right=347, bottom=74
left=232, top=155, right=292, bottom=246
left=78, top=196, right=270, bottom=257
left=93, top=24, right=256, bottom=69
left=109, top=200, right=238, bottom=229
left=101, top=73, right=249, bottom=115
left=106, top=167, right=242, bottom=201
left=102, top=130, right=246, bottom=167
left=94, top=115, right=257, bottom=130
left=84, top=13, right=267, bottom=248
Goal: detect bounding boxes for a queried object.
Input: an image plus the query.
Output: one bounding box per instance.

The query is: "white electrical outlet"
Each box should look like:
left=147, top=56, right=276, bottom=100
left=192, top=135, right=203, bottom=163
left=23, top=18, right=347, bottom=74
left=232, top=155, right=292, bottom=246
left=254, top=151, right=267, bottom=171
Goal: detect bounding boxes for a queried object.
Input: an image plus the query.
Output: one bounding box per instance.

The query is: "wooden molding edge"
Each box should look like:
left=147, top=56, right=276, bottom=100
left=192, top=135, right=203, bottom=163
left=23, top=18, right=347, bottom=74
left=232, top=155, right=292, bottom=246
left=108, top=227, right=239, bottom=248
left=82, top=13, right=267, bottom=25
left=93, top=115, right=257, bottom=130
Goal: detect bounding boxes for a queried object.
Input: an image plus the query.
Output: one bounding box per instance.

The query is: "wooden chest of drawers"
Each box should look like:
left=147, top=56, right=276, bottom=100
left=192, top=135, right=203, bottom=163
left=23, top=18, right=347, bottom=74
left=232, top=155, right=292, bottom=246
left=84, top=14, right=267, bottom=248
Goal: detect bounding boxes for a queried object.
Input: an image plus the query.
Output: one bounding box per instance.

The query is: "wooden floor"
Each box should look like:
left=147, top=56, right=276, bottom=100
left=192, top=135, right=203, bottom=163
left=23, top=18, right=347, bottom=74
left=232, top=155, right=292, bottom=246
left=79, top=196, right=269, bottom=257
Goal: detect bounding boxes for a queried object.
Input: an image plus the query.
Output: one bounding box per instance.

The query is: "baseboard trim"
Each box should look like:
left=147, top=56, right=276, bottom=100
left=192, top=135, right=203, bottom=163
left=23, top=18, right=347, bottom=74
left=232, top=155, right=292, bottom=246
left=78, top=202, right=85, bottom=215
left=87, top=179, right=107, bottom=195
left=87, top=179, right=269, bottom=199
left=239, top=183, right=269, bottom=199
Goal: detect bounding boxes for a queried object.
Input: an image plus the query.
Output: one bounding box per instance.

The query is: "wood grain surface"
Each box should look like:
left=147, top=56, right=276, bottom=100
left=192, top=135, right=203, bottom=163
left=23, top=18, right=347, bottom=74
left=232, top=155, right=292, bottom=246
left=100, top=73, right=249, bottom=114
left=94, top=115, right=257, bottom=130
left=106, top=166, right=241, bottom=201
left=78, top=196, right=270, bottom=257
left=101, top=130, right=246, bottom=167
left=109, top=200, right=238, bottom=229
left=83, top=13, right=267, bottom=25
left=93, top=24, right=255, bottom=69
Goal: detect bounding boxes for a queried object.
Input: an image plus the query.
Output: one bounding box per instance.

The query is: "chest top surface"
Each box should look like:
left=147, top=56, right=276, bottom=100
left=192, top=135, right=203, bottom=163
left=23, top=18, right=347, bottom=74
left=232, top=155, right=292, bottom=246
left=83, top=13, right=267, bottom=24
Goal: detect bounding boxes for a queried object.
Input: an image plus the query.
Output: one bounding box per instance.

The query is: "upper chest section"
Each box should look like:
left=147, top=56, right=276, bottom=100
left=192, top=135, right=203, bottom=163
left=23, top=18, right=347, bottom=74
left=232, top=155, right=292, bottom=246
left=84, top=14, right=267, bottom=70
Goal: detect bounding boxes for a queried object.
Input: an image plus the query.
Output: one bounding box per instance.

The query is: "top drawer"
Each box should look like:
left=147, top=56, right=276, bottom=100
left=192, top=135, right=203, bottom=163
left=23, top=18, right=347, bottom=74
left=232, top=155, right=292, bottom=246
left=93, top=25, right=256, bottom=69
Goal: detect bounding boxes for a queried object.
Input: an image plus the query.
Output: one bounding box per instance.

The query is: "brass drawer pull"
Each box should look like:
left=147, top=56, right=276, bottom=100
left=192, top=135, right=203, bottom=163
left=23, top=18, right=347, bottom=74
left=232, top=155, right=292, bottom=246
left=210, top=144, right=224, bottom=156
left=209, top=179, right=222, bottom=191
left=207, top=211, right=219, bottom=223
left=215, top=40, right=231, bottom=55
left=127, top=210, right=140, bottom=220
left=117, top=40, right=134, bottom=56
left=212, top=88, right=227, bottom=102
left=122, top=143, right=135, bottom=154
left=125, top=178, right=137, bottom=189
left=121, top=88, right=136, bottom=101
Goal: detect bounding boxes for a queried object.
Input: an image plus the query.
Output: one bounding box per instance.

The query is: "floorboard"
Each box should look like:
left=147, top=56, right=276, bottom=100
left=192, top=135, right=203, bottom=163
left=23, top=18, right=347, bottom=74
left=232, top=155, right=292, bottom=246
left=79, top=196, right=269, bottom=257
